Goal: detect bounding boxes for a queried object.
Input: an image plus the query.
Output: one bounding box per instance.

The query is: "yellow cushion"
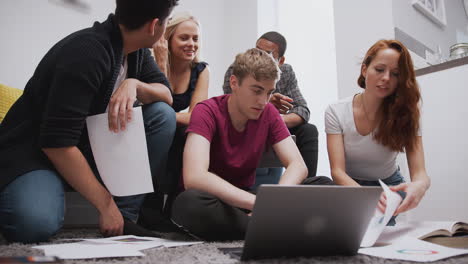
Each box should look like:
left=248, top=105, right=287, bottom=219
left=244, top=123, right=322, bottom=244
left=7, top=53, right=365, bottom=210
left=0, top=83, right=23, bottom=123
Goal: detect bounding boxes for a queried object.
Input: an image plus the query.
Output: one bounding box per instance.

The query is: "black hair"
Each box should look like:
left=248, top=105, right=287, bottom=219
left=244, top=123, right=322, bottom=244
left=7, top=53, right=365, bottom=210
left=258, top=31, right=287, bottom=57
left=115, top=0, right=179, bottom=30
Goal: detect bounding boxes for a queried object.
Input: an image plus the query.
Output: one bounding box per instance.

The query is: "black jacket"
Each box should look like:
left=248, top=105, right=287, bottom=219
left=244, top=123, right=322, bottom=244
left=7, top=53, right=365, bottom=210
left=0, top=14, right=169, bottom=190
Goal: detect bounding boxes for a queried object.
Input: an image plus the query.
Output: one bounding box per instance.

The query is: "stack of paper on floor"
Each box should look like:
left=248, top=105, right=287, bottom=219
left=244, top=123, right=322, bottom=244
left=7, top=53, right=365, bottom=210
left=33, top=235, right=202, bottom=260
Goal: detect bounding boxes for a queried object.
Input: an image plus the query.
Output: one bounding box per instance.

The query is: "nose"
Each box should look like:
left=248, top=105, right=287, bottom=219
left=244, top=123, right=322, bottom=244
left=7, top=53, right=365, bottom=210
left=187, top=38, right=194, bottom=47
left=258, top=93, right=269, bottom=106
left=382, top=70, right=390, bottom=82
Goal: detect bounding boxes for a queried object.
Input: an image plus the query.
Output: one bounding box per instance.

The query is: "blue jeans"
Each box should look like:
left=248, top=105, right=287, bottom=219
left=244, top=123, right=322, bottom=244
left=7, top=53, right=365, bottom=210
left=114, top=102, right=175, bottom=221
left=0, top=170, right=65, bottom=243
left=354, top=169, right=406, bottom=226
left=252, top=167, right=283, bottom=191
left=0, top=102, right=175, bottom=243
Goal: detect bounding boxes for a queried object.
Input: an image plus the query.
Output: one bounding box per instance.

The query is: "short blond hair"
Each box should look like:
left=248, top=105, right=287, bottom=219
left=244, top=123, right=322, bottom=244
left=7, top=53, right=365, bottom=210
left=232, top=48, right=280, bottom=84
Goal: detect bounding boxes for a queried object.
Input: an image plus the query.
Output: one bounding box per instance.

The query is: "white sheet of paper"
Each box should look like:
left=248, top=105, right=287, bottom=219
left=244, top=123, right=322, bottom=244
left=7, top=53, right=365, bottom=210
left=81, top=235, right=203, bottom=249
left=86, top=107, right=153, bottom=196
left=360, top=180, right=402, bottom=247
left=359, top=236, right=468, bottom=262
left=33, top=243, right=144, bottom=259
left=33, top=235, right=203, bottom=259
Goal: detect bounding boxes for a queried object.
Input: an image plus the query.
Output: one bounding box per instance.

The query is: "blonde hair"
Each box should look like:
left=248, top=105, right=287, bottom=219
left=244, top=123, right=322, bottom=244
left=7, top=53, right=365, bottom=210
left=232, top=48, right=280, bottom=84
left=163, top=12, right=201, bottom=75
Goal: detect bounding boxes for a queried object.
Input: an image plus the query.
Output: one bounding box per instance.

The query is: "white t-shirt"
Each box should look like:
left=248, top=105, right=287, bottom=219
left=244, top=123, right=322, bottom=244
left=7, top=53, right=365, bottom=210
left=325, top=95, right=398, bottom=180
left=106, top=58, right=128, bottom=113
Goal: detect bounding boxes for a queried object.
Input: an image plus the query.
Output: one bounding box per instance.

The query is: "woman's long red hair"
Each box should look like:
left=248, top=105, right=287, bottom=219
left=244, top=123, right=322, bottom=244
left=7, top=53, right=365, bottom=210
left=357, top=39, right=421, bottom=153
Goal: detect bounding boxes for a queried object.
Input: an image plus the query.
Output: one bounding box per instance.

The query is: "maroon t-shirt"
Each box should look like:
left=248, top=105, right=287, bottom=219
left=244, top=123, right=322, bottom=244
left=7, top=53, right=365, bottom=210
left=186, top=95, right=290, bottom=189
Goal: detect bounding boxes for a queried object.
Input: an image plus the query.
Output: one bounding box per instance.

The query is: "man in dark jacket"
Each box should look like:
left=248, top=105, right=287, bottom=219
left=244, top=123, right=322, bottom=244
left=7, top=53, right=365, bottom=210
left=0, top=0, right=178, bottom=243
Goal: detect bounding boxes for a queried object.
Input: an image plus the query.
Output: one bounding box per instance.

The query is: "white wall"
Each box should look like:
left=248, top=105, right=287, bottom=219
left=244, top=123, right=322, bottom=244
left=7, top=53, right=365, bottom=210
left=177, top=0, right=258, bottom=98
left=0, top=0, right=115, bottom=89
left=274, top=0, right=339, bottom=176
left=393, top=0, right=468, bottom=60
left=0, top=0, right=258, bottom=98
left=333, top=0, right=395, bottom=99
left=409, top=64, right=468, bottom=221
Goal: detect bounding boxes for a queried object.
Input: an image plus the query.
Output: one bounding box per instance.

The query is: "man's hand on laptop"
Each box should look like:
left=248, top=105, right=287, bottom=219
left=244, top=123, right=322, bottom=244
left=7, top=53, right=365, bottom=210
left=270, top=93, right=293, bottom=114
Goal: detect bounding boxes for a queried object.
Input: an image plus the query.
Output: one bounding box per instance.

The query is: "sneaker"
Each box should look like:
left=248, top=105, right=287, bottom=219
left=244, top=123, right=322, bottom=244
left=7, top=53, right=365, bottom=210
left=123, top=218, right=160, bottom=237
left=138, top=193, right=181, bottom=233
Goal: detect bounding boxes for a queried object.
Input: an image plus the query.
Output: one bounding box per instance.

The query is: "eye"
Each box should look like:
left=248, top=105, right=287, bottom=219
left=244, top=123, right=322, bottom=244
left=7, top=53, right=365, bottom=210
left=375, top=68, right=384, bottom=73
left=391, top=71, right=400, bottom=77
left=254, top=89, right=262, bottom=95
left=193, top=37, right=199, bottom=42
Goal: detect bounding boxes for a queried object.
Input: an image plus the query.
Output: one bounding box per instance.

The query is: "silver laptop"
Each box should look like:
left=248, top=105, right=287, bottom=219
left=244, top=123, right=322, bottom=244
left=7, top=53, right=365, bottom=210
left=238, top=184, right=381, bottom=260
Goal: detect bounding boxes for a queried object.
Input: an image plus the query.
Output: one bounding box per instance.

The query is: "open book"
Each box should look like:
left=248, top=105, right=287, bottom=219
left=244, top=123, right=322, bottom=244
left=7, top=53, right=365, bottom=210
left=419, top=221, right=468, bottom=239
left=378, top=221, right=468, bottom=249
left=420, top=221, right=468, bottom=249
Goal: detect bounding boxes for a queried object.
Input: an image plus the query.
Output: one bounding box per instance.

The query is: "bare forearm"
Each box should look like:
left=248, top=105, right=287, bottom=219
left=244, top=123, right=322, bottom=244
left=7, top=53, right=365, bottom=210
left=184, top=171, right=256, bottom=211
left=137, top=81, right=173, bottom=105
left=410, top=171, right=431, bottom=190
left=176, top=112, right=191, bottom=127
left=331, top=169, right=360, bottom=186
left=42, top=146, right=114, bottom=213
left=279, top=160, right=307, bottom=185
left=282, top=113, right=304, bottom=128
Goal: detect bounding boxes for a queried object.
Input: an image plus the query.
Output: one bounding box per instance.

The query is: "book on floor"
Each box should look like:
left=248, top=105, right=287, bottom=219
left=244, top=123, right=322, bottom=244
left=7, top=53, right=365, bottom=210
left=418, top=221, right=468, bottom=239
left=377, top=221, right=468, bottom=249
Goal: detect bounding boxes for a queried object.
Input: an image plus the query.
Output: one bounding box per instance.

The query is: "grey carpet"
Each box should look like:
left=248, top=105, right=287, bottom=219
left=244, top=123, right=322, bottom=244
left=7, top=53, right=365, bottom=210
left=1, top=229, right=468, bottom=264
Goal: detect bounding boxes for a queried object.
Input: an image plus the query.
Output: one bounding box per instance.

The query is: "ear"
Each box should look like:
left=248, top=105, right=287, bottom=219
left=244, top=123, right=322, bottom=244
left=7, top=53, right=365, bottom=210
left=148, top=18, right=160, bottom=35
left=230, top=75, right=239, bottom=92
left=278, top=56, right=285, bottom=66
left=361, top=64, right=367, bottom=77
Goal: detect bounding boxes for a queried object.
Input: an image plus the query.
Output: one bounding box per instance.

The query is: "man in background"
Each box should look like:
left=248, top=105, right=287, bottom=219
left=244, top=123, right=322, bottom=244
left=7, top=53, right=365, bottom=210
left=224, top=31, right=319, bottom=185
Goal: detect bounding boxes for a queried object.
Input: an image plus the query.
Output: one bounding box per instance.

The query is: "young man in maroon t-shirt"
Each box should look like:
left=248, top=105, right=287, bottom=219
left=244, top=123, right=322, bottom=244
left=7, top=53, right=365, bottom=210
left=170, top=48, right=333, bottom=241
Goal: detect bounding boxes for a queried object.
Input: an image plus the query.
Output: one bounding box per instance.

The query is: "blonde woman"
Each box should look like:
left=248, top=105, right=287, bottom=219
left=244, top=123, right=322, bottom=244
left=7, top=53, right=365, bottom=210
left=140, top=13, right=209, bottom=229
left=153, top=12, right=209, bottom=126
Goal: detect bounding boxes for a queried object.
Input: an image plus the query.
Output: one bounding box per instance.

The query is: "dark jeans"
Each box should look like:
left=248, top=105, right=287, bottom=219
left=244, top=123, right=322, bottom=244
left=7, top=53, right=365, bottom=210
left=0, top=102, right=176, bottom=243
left=170, top=176, right=334, bottom=241
left=289, top=123, right=318, bottom=177
left=159, top=126, right=187, bottom=195
left=138, top=126, right=187, bottom=231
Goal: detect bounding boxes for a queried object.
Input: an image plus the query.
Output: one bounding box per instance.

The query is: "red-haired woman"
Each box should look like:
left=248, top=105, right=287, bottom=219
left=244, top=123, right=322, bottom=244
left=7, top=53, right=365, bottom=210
left=325, top=39, right=430, bottom=224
